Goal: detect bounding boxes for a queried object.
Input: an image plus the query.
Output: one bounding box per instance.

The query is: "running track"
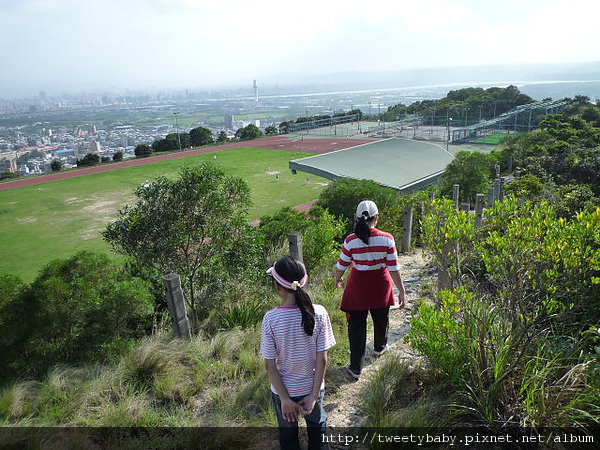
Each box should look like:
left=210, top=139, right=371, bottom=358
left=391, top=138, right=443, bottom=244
left=0, top=136, right=375, bottom=191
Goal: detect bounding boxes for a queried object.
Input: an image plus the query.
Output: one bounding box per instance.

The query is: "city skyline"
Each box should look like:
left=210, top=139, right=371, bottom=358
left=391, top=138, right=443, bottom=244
left=1, top=0, right=599, bottom=98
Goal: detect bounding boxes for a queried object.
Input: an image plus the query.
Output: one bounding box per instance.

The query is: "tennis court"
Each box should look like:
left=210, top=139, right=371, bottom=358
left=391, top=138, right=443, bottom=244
left=289, top=138, right=455, bottom=193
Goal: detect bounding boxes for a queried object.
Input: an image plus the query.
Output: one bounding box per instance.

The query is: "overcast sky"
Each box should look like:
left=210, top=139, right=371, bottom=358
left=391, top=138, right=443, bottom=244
left=1, top=0, right=599, bottom=97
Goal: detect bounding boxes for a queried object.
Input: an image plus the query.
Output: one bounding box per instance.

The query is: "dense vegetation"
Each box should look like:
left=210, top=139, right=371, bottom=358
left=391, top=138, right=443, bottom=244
left=380, top=85, right=535, bottom=125
left=0, top=91, right=599, bottom=446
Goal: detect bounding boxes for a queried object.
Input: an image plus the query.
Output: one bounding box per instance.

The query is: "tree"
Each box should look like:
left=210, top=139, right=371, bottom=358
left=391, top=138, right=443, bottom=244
left=103, top=163, right=252, bottom=323
left=113, top=151, right=123, bottom=161
left=317, top=178, right=400, bottom=233
left=235, top=124, right=263, bottom=141
left=216, top=131, right=229, bottom=143
left=438, top=151, right=498, bottom=204
left=135, top=144, right=153, bottom=158
left=190, top=126, right=214, bottom=146
left=77, top=153, right=100, bottom=166
left=264, top=126, right=278, bottom=135
left=50, top=159, right=62, bottom=172
left=0, top=252, right=154, bottom=379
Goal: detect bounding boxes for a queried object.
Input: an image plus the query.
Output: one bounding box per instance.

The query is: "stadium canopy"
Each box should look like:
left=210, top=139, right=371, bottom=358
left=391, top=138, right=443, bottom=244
left=289, top=138, right=454, bottom=194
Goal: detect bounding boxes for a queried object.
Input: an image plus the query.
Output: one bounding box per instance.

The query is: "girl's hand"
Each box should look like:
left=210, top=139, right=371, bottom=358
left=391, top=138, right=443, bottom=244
left=298, top=394, right=317, bottom=415
left=281, top=398, right=300, bottom=422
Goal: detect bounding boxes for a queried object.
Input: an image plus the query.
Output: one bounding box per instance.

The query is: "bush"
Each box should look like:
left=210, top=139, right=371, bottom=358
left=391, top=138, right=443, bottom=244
left=316, top=178, right=401, bottom=234
left=0, top=251, right=154, bottom=380
left=257, top=205, right=345, bottom=273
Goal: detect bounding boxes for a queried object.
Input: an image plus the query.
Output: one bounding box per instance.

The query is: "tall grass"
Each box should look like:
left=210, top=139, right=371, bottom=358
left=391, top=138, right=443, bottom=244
left=0, top=326, right=269, bottom=429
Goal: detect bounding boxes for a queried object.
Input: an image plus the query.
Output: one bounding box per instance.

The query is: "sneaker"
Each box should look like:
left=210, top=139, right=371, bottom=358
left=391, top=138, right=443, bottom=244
left=346, top=365, right=361, bottom=380
left=374, top=345, right=388, bottom=357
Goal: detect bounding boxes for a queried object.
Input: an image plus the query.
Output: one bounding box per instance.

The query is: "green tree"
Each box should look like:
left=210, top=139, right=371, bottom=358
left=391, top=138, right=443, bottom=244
left=103, top=163, right=252, bottom=323
left=216, top=131, right=229, bottom=143
left=0, top=252, right=154, bottom=380
left=50, top=159, right=62, bottom=172
left=264, top=126, right=278, bottom=135
left=235, top=124, right=263, bottom=141
left=257, top=206, right=345, bottom=272
left=113, top=151, right=123, bottom=161
left=317, top=178, right=401, bottom=234
left=77, top=153, right=100, bottom=166
left=438, top=151, right=498, bottom=204
left=135, top=144, right=153, bottom=158
left=189, top=126, right=214, bottom=147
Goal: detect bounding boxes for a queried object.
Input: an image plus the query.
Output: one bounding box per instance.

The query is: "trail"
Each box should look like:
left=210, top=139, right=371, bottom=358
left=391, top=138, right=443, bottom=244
left=248, top=250, right=433, bottom=450
left=324, top=250, right=432, bottom=429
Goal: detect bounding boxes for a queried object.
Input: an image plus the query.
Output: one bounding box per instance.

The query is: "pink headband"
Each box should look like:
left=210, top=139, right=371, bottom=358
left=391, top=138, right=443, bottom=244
left=266, top=265, right=308, bottom=291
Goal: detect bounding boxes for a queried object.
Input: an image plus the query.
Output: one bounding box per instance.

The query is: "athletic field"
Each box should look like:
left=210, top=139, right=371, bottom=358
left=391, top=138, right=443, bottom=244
left=289, top=138, right=455, bottom=193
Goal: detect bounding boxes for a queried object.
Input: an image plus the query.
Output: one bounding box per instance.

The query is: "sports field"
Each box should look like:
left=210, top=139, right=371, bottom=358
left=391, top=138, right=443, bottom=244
left=0, top=146, right=333, bottom=281
left=289, top=138, right=455, bottom=193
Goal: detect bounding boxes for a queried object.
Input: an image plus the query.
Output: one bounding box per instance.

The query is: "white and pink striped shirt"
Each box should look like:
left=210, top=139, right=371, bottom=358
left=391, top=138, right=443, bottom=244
left=260, top=304, right=336, bottom=397
left=336, top=228, right=399, bottom=272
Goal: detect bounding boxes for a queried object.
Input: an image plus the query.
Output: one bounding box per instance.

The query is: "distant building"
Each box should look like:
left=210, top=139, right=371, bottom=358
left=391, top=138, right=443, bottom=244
left=0, top=159, right=17, bottom=173
left=224, top=113, right=234, bottom=129
left=90, top=140, right=101, bottom=153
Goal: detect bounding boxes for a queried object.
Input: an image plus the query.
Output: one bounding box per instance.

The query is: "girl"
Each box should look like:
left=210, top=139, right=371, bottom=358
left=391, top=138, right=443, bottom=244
left=334, top=200, right=406, bottom=380
left=261, top=255, right=336, bottom=450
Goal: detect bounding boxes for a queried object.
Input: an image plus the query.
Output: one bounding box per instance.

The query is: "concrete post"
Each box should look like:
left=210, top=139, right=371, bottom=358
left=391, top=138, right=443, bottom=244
left=163, top=273, right=191, bottom=340
left=288, top=232, right=304, bottom=264
left=475, top=193, right=485, bottom=229
left=493, top=178, right=501, bottom=203
left=401, top=204, right=413, bottom=253
left=487, top=187, right=495, bottom=208
left=453, top=184, right=460, bottom=210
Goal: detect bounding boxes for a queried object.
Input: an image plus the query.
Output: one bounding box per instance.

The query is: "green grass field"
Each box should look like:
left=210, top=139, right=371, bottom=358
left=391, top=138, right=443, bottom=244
left=473, top=134, right=505, bottom=144
left=0, top=147, right=327, bottom=281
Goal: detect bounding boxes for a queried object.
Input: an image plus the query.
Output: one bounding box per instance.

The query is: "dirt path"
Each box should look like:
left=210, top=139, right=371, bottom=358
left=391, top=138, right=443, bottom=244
left=324, top=250, right=432, bottom=428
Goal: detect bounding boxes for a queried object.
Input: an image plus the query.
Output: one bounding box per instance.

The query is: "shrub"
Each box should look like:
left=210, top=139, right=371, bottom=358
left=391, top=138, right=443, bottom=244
left=0, top=251, right=154, bottom=379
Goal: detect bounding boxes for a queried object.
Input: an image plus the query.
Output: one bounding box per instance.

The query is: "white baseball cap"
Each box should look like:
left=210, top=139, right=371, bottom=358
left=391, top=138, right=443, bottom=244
left=356, top=200, right=378, bottom=219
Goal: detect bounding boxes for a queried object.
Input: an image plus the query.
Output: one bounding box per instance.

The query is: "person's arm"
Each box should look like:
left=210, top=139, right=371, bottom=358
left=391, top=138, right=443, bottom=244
left=298, top=350, right=327, bottom=415
left=264, top=358, right=299, bottom=422
left=389, top=270, right=406, bottom=308
left=333, top=268, right=346, bottom=288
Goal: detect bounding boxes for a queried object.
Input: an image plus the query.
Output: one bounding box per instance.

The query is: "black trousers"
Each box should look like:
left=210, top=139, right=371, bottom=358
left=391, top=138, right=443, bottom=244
left=347, top=306, right=390, bottom=373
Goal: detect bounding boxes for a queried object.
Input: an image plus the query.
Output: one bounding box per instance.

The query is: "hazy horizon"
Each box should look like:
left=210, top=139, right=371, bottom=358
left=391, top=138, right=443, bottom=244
left=2, top=0, right=599, bottom=99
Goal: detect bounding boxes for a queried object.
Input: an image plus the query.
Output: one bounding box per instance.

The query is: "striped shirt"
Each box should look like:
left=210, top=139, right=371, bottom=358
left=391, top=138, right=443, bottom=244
left=336, top=228, right=399, bottom=272
left=260, top=304, right=336, bottom=397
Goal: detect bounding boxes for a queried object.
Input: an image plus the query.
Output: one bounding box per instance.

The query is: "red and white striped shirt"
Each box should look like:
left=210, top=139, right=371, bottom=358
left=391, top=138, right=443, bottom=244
left=260, top=304, right=336, bottom=397
left=336, top=228, right=399, bottom=272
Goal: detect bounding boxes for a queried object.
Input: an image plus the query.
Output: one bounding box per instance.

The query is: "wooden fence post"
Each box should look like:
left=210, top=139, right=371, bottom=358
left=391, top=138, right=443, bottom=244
left=475, top=193, right=485, bottom=228
left=288, top=232, right=304, bottom=264
left=163, top=273, right=191, bottom=340
left=401, top=204, right=413, bottom=253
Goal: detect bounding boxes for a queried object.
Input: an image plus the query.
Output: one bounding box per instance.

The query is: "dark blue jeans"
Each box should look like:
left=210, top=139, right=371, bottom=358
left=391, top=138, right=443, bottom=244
left=271, top=390, right=329, bottom=450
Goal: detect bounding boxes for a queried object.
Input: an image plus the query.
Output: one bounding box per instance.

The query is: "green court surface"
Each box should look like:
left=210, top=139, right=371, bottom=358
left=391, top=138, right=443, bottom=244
left=289, top=138, right=455, bottom=192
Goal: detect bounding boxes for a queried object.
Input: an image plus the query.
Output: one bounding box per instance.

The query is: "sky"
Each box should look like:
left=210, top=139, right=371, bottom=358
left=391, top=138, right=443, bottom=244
left=1, top=0, right=599, bottom=97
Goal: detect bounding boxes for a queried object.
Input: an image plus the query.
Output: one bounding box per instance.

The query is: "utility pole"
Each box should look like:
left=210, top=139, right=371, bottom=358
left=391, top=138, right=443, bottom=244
left=174, top=112, right=182, bottom=151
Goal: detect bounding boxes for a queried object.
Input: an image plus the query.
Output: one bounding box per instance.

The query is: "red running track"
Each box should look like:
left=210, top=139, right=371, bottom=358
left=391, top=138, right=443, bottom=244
left=0, top=136, right=375, bottom=191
